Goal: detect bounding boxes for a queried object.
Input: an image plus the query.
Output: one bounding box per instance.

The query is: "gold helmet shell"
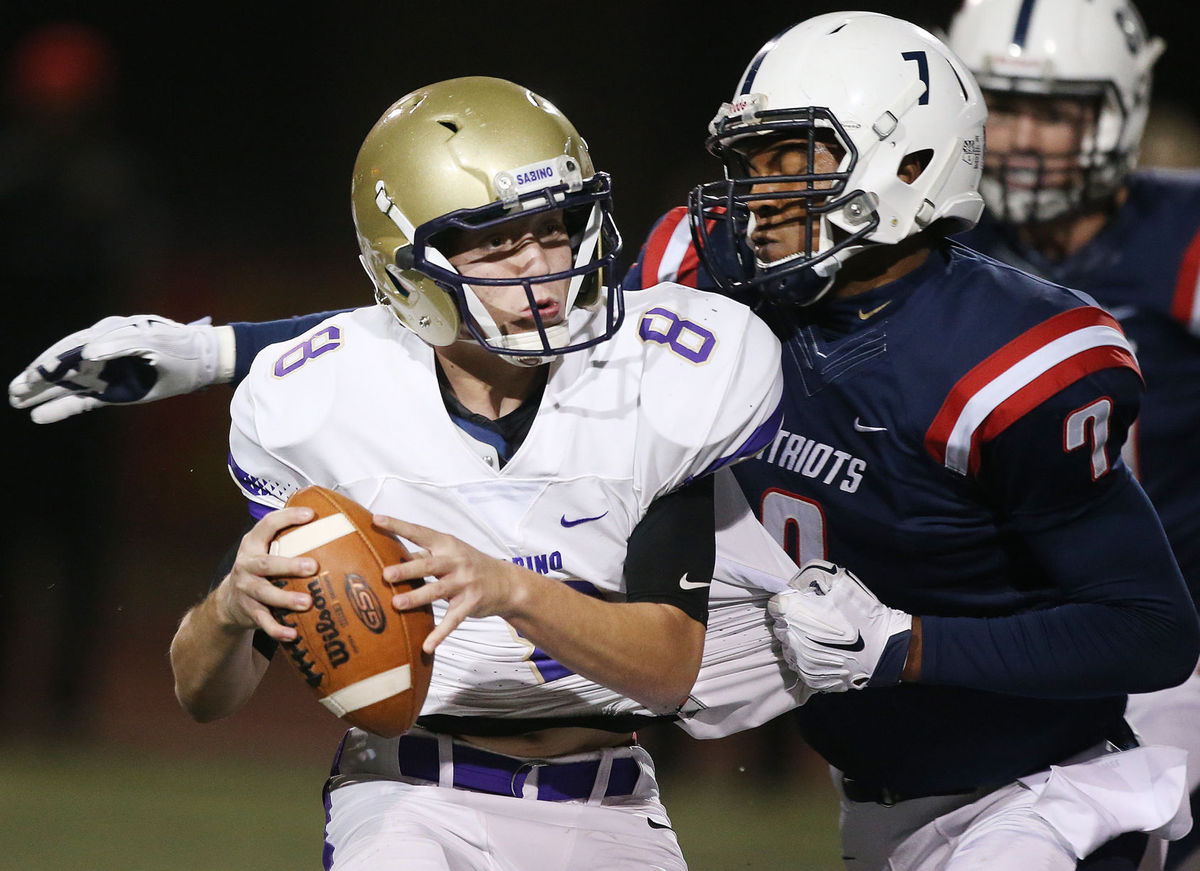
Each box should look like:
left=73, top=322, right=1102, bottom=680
left=351, top=76, right=622, bottom=357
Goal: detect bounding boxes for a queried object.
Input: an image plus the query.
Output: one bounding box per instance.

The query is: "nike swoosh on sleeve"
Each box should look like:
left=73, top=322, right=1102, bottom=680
left=814, top=633, right=865, bottom=652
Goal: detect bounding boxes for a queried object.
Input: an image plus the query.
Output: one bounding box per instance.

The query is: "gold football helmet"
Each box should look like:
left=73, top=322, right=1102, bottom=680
left=351, top=76, right=623, bottom=363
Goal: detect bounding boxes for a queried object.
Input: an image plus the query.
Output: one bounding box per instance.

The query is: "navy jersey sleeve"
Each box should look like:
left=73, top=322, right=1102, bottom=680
left=920, top=366, right=1200, bottom=697
left=230, top=310, right=349, bottom=385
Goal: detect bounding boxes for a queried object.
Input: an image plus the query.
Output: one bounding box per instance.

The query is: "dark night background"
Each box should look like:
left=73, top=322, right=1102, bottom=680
left=1, top=1, right=1195, bottom=294
left=2, top=0, right=1199, bottom=727
left=1, top=0, right=1198, bottom=843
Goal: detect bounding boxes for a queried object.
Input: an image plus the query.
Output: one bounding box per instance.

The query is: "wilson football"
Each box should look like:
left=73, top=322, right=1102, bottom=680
left=268, top=485, right=433, bottom=737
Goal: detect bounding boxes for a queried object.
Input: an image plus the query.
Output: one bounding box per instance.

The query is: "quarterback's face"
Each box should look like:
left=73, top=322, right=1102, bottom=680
left=740, top=134, right=845, bottom=265
left=444, top=210, right=573, bottom=336
left=983, top=92, right=1099, bottom=193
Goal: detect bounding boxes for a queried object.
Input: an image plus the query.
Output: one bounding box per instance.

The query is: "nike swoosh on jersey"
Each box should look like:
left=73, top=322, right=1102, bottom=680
left=679, top=573, right=711, bottom=590
left=560, top=511, right=609, bottom=527
left=853, top=417, right=888, bottom=433
left=857, top=301, right=891, bottom=320
left=815, top=633, right=865, bottom=652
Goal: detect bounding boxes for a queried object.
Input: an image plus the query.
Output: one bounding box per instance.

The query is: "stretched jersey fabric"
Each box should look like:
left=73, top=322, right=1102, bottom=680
left=627, top=210, right=1199, bottom=795
left=960, top=169, right=1200, bottom=604
left=228, top=286, right=784, bottom=727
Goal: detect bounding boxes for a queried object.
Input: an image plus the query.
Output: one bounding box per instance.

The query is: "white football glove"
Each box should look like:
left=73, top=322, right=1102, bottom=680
left=767, top=560, right=913, bottom=693
left=8, top=314, right=236, bottom=423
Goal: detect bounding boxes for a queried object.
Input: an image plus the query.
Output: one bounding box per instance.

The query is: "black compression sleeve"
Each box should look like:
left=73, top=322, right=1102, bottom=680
left=623, top=475, right=715, bottom=625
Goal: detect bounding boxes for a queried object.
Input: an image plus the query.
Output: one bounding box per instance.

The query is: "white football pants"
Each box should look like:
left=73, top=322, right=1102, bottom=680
left=323, top=744, right=686, bottom=871
left=1126, top=665, right=1200, bottom=871
left=834, top=738, right=1189, bottom=871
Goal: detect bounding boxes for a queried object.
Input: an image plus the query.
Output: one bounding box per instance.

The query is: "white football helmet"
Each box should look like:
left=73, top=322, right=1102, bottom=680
left=351, top=76, right=623, bottom=364
left=690, top=11, right=987, bottom=307
left=947, top=0, right=1165, bottom=224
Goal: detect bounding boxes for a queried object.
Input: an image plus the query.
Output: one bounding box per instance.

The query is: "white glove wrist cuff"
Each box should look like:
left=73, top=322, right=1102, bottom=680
left=868, top=623, right=913, bottom=687
left=213, top=325, right=237, bottom=384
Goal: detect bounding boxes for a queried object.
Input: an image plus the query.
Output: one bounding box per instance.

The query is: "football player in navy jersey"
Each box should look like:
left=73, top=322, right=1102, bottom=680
left=10, top=9, right=1200, bottom=871
left=945, top=2, right=1200, bottom=869
left=672, top=12, right=1196, bottom=870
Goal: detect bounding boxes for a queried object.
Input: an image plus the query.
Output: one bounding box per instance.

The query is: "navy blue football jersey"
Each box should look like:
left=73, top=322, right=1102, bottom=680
left=960, top=169, right=1200, bottom=604
left=629, top=210, right=1197, bottom=794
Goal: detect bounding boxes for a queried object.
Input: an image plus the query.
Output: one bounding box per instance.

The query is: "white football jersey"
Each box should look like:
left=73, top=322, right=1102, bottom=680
left=229, top=284, right=784, bottom=723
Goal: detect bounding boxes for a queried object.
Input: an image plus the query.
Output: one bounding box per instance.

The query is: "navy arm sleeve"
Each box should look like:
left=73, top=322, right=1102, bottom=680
left=920, top=366, right=1200, bottom=698
left=230, top=310, right=349, bottom=385
left=623, top=475, right=714, bottom=625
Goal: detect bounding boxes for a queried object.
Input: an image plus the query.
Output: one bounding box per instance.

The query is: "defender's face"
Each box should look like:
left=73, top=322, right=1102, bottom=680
left=983, top=92, right=1099, bottom=193
left=443, top=210, right=573, bottom=337
left=741, top=136, right=845, bottom=265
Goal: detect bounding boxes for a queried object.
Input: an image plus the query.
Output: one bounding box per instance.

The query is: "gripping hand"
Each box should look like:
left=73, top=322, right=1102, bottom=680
left=767, top=560, right=913, bottom=692
left=8, top=315, right=233, bottom=423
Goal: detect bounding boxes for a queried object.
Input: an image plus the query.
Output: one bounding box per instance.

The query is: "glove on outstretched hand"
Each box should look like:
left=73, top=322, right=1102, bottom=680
left=767, top=560, right=913, bottom=693
left=8, top=314, right=230, bottom=424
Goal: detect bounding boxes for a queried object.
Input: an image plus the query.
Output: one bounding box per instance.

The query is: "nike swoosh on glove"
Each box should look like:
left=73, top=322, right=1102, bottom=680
left=8, top=314, right=234, bottom=424
left=767, top=559, right=912, bottom=693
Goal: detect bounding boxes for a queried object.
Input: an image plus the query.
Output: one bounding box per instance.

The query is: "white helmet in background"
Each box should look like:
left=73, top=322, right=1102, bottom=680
left=947, top=0, right=1165, bottom=223
left=690, top=11, right=987, bottom=306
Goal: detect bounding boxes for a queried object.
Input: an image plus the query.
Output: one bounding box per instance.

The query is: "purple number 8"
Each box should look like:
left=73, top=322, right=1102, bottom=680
left=274, top=325, right=343, bottom=377
left=638, top=307, right=716, bottom=363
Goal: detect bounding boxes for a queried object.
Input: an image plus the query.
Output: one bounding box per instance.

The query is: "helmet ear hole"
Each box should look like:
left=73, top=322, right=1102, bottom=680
left=901, top=149, right=933, bottom=183
left=384, top=264, right=414, bottom=298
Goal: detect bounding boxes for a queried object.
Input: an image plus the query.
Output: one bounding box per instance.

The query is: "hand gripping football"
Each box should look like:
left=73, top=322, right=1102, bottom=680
left=268, top=486, right=433, bottom=737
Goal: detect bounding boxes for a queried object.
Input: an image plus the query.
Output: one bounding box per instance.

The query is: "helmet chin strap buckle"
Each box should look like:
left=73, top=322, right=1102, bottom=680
left=493, top=323, right=570, bottom=367
left=501, top=353, right=553, bottom=368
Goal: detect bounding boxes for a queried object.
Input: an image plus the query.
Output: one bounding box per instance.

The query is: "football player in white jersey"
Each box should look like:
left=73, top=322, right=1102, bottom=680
left=164, top=76, right=787, bottom=871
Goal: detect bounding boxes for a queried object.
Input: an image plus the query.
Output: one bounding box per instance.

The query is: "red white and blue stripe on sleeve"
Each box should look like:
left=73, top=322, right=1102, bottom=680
left=627, top=207, right=705, bottom=289
left=925, top=306, right=1141, bottom=477
left=1172, top=226, right=1200, bottom=337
